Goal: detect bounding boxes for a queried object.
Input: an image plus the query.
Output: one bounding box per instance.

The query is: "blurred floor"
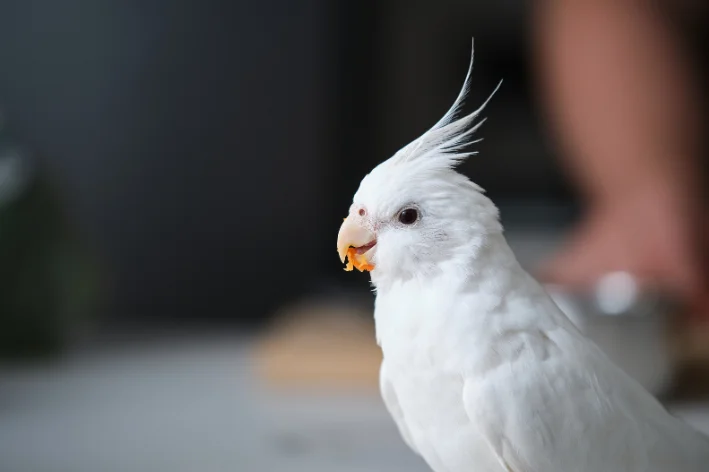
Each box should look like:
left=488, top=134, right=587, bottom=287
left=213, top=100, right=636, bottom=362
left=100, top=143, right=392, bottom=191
left=0, top=333, right=429, bottom=472
left=0, top=332, right=707, bottom=472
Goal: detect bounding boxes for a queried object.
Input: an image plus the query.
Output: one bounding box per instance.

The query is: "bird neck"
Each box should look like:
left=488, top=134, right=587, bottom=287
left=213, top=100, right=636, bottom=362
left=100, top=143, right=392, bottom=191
left=372, top=232, right=552, bottom=367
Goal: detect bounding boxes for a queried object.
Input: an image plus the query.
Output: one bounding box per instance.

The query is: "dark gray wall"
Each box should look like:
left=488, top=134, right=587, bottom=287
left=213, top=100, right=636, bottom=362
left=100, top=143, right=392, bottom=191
left=0, top=0, right=337, bottom=321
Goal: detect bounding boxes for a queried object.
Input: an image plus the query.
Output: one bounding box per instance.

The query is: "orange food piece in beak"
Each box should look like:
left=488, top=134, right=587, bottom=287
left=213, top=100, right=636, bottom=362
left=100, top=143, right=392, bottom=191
left=344, top=247, right=375, bottom=272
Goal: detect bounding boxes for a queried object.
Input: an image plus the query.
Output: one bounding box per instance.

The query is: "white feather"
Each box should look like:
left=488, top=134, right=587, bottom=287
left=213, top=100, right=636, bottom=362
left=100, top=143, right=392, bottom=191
left=347, top=41, right=709, bottom=472
left=388, top=39, right=502, bottom=172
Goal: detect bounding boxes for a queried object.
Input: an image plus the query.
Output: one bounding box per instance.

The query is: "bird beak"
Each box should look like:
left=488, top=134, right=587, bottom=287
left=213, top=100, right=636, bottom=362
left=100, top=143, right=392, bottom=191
left=337, top=216, right=376, bottom=264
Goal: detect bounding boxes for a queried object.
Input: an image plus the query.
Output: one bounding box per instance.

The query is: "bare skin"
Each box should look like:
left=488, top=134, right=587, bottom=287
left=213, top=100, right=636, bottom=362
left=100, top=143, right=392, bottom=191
left=532, top=0, right=707, bottom=320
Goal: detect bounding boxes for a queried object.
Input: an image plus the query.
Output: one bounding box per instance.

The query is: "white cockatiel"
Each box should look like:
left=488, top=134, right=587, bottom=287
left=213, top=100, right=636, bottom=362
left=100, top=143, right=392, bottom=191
left=336, top=42, right=709, bottom=472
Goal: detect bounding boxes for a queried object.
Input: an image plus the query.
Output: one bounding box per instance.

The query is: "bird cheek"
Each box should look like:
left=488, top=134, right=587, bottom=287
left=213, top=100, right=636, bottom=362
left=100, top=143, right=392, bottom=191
left=373, top=231, right=398, bottom=261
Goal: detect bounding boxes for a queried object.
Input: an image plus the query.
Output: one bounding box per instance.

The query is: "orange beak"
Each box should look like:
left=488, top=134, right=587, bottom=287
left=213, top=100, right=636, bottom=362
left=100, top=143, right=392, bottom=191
left=337, top=216, right=376, bottom=271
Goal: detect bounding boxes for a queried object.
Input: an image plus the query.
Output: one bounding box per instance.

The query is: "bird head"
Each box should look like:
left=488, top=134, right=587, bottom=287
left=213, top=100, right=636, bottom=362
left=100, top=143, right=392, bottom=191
left=337, top=41, right=503, bottom=285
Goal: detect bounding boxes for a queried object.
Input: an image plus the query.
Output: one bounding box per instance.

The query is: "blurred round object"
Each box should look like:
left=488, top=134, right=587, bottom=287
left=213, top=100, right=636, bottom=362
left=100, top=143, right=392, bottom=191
left=595, top=271, right=640, bottom=315
left=545, top=275, right=676, bottom=396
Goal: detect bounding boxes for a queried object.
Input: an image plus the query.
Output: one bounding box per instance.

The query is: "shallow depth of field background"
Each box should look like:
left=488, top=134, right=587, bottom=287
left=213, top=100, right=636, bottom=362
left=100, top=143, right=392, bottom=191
left=0, top=2, right=707, bottom=471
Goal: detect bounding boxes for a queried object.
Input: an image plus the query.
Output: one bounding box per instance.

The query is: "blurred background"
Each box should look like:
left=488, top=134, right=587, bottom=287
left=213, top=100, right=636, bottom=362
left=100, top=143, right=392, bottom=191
left=0, top=1, right=707, bottom=471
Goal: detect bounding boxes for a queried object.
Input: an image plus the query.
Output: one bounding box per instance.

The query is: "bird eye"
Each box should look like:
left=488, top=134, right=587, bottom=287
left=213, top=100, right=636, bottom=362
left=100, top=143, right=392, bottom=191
left=398, top=208, right=419, bottom=225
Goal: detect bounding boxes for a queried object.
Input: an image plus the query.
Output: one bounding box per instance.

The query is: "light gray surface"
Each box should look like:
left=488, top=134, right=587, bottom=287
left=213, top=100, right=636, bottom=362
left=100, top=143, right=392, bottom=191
left=1, top=335, right=707, bottom=472
left=0, top=335, right=428, bottom=472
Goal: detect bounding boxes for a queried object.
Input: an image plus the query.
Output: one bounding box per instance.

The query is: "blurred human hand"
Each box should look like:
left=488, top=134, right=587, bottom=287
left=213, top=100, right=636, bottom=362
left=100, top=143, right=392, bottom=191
left=539, top=184, right=708, bottom=322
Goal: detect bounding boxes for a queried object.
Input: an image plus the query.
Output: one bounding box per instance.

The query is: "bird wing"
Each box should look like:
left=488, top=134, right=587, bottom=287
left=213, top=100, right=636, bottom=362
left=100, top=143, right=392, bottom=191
left=462, top=324, right=709, bottom=472
left=380, top=362, right=420, bottom=455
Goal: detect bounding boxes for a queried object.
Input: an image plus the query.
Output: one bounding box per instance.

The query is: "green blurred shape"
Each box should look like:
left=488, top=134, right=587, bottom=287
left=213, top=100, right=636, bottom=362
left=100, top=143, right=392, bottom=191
left=0, top=124, right=101, bottom=359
